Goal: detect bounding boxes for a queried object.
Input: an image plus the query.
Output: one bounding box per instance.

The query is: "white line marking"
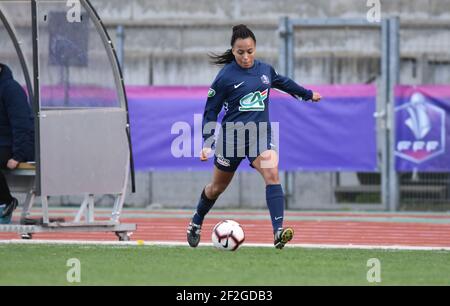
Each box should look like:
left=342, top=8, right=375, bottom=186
left=1, top=240, right=450, bottom=251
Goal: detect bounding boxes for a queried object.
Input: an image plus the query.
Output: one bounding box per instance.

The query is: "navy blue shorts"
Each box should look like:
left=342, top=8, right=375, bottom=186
left=213, top=129, right=273, bottom=172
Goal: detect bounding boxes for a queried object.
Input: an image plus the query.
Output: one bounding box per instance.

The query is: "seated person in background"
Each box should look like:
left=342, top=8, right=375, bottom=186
left=0, top=63, right=35, bottom=224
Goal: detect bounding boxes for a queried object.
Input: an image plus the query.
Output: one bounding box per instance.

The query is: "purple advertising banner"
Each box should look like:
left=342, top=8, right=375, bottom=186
left=127, top=85, right=377, bottom=171
left=395, top=86, right=450, bottom=172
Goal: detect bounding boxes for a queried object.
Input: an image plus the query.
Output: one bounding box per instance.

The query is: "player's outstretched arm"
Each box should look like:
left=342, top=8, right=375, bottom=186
left=270, top=66, right=322, bottom=102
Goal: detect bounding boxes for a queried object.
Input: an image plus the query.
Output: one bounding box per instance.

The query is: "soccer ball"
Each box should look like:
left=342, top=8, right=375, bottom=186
left=211, top=220, right=245, bottom=251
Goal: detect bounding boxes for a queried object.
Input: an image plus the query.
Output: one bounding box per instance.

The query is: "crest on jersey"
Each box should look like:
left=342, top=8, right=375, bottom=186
left=261, top=74, right=270, bottom=84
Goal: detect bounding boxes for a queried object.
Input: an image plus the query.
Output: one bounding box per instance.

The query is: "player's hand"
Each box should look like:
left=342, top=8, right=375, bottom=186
left=7, top=159, right=19, bottom=170
left=312, top=92, right=322, bottom=102
left=200, top=147, right=212, bottom=161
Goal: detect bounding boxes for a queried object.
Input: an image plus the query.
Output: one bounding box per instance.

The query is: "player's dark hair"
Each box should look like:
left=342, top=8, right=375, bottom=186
left=209, top=24, right=256, bottom=66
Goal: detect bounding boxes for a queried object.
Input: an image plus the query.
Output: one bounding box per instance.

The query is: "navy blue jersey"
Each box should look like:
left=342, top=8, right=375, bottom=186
left=202, top=60, right=313, bottom=147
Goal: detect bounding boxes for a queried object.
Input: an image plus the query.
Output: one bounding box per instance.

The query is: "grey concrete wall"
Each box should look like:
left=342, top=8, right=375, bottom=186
left=92, top=0, right=450, bottom=22
left=3, top=0, right=450, bottom=86
left=91, top=0, right=450, bottom=86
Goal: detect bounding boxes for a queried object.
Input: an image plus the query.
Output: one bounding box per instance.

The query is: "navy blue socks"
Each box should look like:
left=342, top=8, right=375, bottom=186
left=193, top=185, right=285, bottom=232
left=192, top=188, right=217, bottom=225
left=266, top=184, right=285, bottom=233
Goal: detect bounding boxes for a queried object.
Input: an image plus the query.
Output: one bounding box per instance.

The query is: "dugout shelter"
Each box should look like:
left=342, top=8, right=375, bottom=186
left=0, top=0, right=136, bottom=240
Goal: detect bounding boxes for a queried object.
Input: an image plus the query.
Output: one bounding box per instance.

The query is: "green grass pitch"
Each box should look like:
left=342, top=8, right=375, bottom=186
left=1, top=244, right=449, bottom=285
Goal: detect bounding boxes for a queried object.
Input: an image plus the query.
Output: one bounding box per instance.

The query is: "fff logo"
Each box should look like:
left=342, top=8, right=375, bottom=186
left=395, top=93, right=446, bottom=164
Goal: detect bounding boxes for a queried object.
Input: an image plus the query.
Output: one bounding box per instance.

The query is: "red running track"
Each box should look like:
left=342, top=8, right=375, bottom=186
left=1, top=216, right=450, bottom=247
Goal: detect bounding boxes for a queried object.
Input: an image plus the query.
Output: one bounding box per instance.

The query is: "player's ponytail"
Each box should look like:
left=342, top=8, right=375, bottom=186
left=209, top=49, right=234, bottom=66
left=209, top=24, right=256, bottom=66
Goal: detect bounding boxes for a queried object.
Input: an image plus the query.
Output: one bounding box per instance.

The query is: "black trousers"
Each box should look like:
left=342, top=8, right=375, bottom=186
left=0, top=147, right=13, bottom=204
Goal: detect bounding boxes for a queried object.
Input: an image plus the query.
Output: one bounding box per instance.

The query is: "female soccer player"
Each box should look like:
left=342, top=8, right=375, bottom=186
left=187, top=24, right=321, bottom=249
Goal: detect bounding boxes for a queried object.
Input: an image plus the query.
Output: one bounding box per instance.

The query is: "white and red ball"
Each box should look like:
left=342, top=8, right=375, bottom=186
left=211, top=220, right=245, bottom=251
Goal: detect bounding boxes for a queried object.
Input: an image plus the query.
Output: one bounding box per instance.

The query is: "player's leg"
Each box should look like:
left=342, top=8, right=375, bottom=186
left=0, top=172, right=12, bottom=204
left=0, top=147, right=18, bottom=224
left=251, top=149, right=293, bottom=249
left=187, top=164, right=238, bottom=247
left=251, top=149, right=283, bottom=229
left=0, top=172, right=13, bottom=223
left=193, top=165, right=236, bottom=225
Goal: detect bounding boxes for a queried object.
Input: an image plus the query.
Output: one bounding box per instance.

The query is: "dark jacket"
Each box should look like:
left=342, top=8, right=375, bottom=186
left=0, top=63, right=35, bottom=162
